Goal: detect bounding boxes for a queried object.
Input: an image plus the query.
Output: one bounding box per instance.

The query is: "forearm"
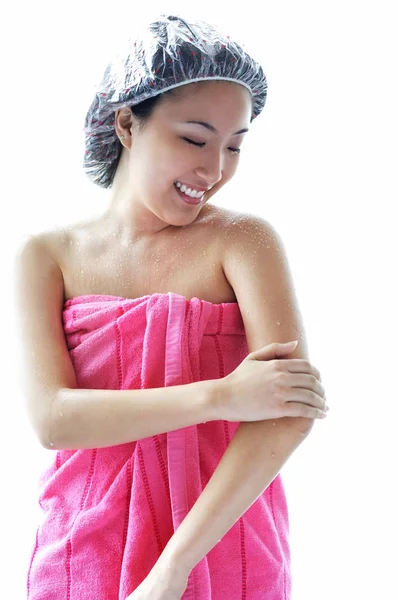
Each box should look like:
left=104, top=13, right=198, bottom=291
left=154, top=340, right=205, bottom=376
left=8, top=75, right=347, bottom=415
left=163, top=416, right=314, bottom=574
left=46, top=379, right=217, bottom=450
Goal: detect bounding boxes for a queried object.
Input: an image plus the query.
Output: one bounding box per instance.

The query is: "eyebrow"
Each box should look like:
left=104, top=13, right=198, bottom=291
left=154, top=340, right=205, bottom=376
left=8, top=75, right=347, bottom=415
left=184, top=120, right=249, bottom=136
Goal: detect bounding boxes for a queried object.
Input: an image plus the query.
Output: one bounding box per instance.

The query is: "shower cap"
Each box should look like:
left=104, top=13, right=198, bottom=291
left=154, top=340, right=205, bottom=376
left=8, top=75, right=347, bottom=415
left=83, top=14, right=268, bottom=188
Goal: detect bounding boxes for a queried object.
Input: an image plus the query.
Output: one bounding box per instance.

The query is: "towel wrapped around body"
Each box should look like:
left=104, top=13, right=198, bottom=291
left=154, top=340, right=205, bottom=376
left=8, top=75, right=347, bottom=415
left=27, top=292, right=291, bottom=599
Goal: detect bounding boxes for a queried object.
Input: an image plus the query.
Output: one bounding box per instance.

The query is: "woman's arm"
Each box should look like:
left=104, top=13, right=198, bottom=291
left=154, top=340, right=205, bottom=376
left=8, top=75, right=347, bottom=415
left=161, top=214, right=323, bottom=574
left=14, top=235, right=219, bottom=450
left=162, top=415, right=314, bottom=574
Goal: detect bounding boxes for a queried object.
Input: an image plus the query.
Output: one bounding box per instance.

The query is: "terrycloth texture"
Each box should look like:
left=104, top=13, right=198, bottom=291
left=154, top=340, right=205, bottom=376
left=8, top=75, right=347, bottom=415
left=27, top=292, right=291, bottom=600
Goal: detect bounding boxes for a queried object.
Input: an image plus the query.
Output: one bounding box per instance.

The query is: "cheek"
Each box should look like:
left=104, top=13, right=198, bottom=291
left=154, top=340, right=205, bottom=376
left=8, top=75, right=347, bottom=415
left=156, top=141, right=189, bottom=176
left=228, top=158, right=240, bottom=176
left=209, top=165, right=235, bottom=196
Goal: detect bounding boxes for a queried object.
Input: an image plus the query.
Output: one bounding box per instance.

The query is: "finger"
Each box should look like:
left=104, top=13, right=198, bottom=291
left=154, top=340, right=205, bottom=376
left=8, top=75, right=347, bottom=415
left=284, top=386, right=327, bottom=411
left=287, top=374, right=326, bottom=401
left=280, top=359, right=321, bottom=381
left=284, top=402, right=327, bottom=419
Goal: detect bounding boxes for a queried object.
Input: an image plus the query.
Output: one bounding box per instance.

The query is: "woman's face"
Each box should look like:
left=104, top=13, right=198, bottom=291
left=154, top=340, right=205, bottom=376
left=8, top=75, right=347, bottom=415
left=126, top=81, right=252, bottom=227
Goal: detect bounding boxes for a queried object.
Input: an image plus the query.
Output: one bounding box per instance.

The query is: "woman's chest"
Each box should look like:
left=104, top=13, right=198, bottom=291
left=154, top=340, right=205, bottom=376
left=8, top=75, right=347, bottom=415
left=53, top=219, right=237, bottom=304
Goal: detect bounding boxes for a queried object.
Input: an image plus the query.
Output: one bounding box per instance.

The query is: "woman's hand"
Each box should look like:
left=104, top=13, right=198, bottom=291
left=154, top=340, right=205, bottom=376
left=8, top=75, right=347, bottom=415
left=216, top=340, right=328, bottom=422
left=125, top=559, right=189, bottom=600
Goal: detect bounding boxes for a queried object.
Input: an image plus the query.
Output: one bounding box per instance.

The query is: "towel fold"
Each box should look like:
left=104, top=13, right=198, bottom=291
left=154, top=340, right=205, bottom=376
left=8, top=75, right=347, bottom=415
left=27, top=292, right=291, bottom=599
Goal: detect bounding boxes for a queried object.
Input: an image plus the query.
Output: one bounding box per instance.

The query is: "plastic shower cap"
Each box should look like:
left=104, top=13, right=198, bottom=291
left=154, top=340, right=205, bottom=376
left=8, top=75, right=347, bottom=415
left=83, top=14, right=268, bottom=189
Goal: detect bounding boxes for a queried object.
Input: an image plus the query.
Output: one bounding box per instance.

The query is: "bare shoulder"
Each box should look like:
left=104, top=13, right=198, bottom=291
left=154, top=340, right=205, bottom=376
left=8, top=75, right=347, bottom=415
left=219, top=211, right=289, bottom=297
left=17, top=219, right=89, bottom=271
left=197, top=207, right=282, bottom=279
left=198, top=204, right=264, bottom=237
left=211, top=207, right=278, bottom=254
left=14, top=230, right=66, bottom=313
left=219, top=209, right=308, bottom=354
left=13, top=224, right=79, bottom=309
left=14, top=230, right=58, bottom=269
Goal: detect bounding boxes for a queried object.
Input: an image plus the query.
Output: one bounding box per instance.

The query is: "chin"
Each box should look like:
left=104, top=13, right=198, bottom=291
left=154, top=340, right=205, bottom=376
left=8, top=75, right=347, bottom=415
left=158, top=208, right=198, bottom=228
left=175, top=212, right=202, bottom=226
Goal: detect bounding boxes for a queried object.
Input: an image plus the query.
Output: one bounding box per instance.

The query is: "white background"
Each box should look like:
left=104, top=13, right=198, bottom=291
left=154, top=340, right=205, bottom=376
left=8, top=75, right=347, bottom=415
left=1, top=1, right=397, bottom=598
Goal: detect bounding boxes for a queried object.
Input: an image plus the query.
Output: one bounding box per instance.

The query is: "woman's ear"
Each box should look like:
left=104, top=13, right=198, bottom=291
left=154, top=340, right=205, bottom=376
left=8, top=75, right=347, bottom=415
left=115, top=108, right=135, bottom=140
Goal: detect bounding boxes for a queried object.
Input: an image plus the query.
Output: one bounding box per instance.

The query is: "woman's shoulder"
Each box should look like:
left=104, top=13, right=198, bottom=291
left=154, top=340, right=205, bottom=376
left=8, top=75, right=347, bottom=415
left=197, top=203, right=257, bottom=231
left=201, top=204, right=268, bottom=242
left=31, top=217, right=96, bottom=263
left=30, top=205, right=264, bottom=264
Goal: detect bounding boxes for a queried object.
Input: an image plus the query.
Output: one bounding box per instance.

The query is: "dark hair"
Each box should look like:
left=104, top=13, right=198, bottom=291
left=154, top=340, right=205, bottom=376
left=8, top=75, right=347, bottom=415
left=130, top=82, right=244, bottom=129
left=131, top=92, right=168, bottom=130
left=108, top=89, right=175, bottom=186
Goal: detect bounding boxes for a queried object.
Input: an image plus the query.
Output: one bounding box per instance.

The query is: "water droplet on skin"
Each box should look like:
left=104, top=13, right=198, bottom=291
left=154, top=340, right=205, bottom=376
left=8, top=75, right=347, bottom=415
left=271, top=453, right=275, bottom=457
left=272, top=422, right=275, bottom=426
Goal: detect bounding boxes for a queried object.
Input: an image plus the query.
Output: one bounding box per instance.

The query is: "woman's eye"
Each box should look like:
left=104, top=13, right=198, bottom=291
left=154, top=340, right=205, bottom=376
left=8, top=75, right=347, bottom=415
left=182, top=137, right=206, bottom=148
left=182, top=137, right=241, bottom=154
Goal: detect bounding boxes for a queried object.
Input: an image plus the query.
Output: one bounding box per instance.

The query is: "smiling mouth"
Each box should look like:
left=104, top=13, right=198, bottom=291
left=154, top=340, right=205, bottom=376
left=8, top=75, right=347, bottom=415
left=174, top=181, right=209, bottom=197
left=174, top=182, right=204, bottom=205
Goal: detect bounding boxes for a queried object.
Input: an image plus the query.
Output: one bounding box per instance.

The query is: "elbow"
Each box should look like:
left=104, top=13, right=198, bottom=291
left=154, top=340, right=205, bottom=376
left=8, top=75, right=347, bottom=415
left=38, top=392, right=61, bottom=450
left=25, top=410, right=54, bottom=450
left=40, top=434, right=53, bottom=450
left=38, top=419, right=57, bottom=450
left=29, top=416, right=55, bottom=449
left=40, top=428, right=57, bottom=450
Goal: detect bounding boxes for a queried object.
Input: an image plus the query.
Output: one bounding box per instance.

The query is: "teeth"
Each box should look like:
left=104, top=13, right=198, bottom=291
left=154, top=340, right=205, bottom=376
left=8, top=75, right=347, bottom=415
left=175, top=181, right=205, bottom=199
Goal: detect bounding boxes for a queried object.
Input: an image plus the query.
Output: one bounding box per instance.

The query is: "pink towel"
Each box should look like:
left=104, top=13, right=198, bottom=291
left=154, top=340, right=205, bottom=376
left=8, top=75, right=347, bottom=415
left=27, top=292, right=291, bottom=599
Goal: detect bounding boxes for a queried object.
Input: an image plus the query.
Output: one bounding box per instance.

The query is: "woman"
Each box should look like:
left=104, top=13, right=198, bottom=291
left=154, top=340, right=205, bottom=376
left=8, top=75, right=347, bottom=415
left=16, top=14, right=328, bottom=600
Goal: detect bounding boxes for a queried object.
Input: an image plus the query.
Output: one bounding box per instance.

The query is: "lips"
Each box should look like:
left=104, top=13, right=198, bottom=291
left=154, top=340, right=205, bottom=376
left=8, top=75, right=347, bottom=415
left=174, top=181, right=211, bottom=194
left=174, top=182, right=203, bottom=205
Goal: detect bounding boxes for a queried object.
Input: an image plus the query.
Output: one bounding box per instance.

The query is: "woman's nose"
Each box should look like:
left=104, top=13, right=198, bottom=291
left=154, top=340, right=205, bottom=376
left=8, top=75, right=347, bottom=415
left=197, top=153, right=223, bottom=185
